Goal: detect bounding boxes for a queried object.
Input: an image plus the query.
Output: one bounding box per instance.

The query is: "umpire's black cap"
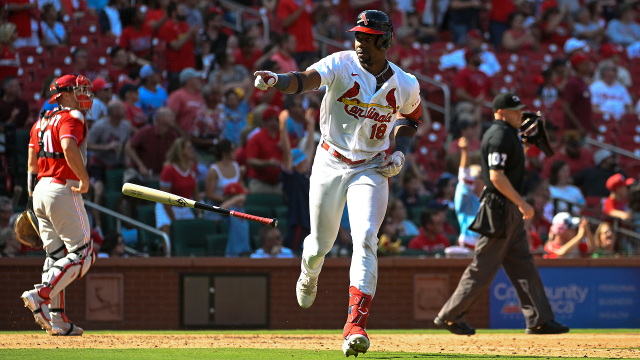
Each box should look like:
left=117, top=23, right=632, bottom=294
left=492, top=92, right=527, bottom=112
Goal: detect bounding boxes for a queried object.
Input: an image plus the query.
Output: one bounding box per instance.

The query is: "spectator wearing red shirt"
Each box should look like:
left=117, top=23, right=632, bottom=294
left=541, top=130, right=593, bottom=179
left=388, top=27, right=426, bottom=74
left=118, top=83, right=147, bottom=130
left=276, top=0, right=316, bottom=64
left=119, top=6, right=154, bottom=61
left=408, top=209, right=451, bottom=254
left=544, top=212, right=594, bottom=259
left=125, top=107, right=178, bottom=178
left=156, top=137, right=200, bottom=242
left=125, top=107, right=180, bottom=178
left=502, top=12, right=538, bottom=52
left=489, top=0, right=517, bottom=49
left=246, top=106, right=286, bottom=195
left=0, top=23, right=20, bottom=84
left=270, top=33, right=299, bottom=74
left=145, top=0, right=169, bottom=33
left=2, top=0, right=37, bottom=45
left=108, top=46, right=132, bottom=93
left=234, top=35, right=263, bottom=73
left=167, top=68, right=205, bottom=135
left=602, top=173, right=634, bottom=221
left=158, top=2, right=199, bottom=93
left=250, top=59, right=284, bottom=109
left=540, top=2, right=574, bottom=46
left=453, top=49, right=495, bottom=115
left=563, top=53, right=593, bottom=135
left=60, top=0, right=87, bottom=17
left=191, top=83, right=224, bottom=150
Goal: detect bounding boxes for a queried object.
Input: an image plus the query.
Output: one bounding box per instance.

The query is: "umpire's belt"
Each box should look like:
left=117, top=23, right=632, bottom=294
left=321, top=141, right=380, bottom=165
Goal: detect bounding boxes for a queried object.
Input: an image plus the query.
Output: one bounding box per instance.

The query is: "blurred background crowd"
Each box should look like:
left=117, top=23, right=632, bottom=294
left=0, top=0, right=639, bottom=259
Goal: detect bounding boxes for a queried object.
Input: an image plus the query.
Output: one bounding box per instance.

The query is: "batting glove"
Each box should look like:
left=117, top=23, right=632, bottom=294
left=254, top=70, right=278, bottom=91
left=377, top=151, right=405, bottom=178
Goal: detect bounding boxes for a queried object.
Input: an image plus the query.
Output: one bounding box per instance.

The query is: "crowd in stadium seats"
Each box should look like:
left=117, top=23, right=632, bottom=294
left=1, top=0, right=640, bottom=258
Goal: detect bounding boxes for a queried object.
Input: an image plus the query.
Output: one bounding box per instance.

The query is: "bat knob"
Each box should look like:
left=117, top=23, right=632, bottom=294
left=270, top=218, right=278, bottom=228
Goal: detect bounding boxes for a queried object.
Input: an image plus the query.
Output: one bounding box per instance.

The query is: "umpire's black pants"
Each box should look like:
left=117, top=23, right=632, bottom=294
left=438, top=200, right=554, bottom=328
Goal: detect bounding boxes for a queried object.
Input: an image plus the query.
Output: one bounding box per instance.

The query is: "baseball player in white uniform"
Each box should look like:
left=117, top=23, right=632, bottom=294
left=255, top=10, right=422, bottom=356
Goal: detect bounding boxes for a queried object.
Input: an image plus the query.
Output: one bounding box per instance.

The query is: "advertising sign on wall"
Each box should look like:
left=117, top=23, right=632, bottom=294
left=490, top=267, right=640, bottom=328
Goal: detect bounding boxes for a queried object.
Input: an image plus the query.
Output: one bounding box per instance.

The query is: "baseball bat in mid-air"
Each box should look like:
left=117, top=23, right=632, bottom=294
left=122, top=183, right=278, bottom=227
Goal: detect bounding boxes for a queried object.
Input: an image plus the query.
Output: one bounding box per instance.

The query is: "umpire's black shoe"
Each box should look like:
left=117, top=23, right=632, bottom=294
left=526, top=320, right=570, bottom=334
left=434, top=317, right=476, bottom=335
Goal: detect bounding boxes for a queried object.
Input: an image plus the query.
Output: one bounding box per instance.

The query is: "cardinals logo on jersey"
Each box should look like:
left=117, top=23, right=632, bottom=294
left=336, top=82, right=398, bottom=122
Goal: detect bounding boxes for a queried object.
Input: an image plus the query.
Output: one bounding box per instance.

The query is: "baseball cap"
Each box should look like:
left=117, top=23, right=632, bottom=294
left=464, top=47, right=480, bottom=60
left=262, top=106, right=281, bottom=121
left=492, top=92, right=527, bottom=112
left=223, top=182, right=248, bottom=196
left=593, top=149, right=613, bottom=166
left=541, top=0, right=558, bottom=13
left=179, top=68, right=203, bottom=84
left=606, top=173, right=634, bottom=192
left=291, top=149, right=307, bottom=167
left=570, top=53, right=590, bottom=68
left=92, top=77, right=112, bottom=92
left=551, top=212, right=581, bottom=230
left=600, top=44, right=624, bottom=59
left=563, top=38, right=589, bottom=55
left=139, top=64, right=159, bottom=79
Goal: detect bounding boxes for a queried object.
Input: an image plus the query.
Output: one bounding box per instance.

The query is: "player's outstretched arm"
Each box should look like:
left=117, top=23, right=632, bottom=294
left=254, top=70, right=322, bottom=95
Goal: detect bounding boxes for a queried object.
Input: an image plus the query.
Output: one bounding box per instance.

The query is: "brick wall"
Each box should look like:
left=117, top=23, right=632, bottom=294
left=1, top=257, right=635, bottom=331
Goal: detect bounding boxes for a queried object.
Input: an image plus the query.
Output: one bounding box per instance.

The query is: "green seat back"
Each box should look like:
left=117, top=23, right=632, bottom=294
left=419, top=195, right=432, bottom=206
left=245, top=194, right=285, bottom=208
left=105, top=168, right=125, bottom=192
left=206, top=233, right=228, bottom=256
left=170, top=219, right=217, bottom=256
left=399, top=235, right=414, bottom=247
left=102, top=191, right=122, bottom=234
left=410, top=206, right=426, bottom=227
left=446, top=209, right=461, bottom=235
left=135, top=205, right=159, bottom=253
left=146, top=179, right=160, bottom=189
left=216, top=220, right=229, bottom=236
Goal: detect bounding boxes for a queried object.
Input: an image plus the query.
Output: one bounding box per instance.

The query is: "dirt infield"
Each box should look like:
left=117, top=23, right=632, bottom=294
left=1, top=333, right=639, bottom=357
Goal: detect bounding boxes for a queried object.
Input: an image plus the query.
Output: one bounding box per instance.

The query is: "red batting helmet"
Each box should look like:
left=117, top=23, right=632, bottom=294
left=48, top=74, right=94, bottom=111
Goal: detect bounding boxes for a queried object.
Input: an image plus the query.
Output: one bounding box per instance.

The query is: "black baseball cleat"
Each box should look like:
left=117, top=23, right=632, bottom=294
left=434, top=316, right=476, bottom=335
left=526, top=320, right=570, bottom=334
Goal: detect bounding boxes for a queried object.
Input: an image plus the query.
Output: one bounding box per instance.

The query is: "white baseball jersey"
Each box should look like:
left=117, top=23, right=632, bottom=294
left=589, top=80, right=632, bottom=119
left=308, top=51, right=421, bottom=161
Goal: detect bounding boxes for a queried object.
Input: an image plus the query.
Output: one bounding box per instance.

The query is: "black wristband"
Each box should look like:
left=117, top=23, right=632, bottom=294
left=274, top=74, right=291, bottom=91
left=396, top=118, right=419, bottom=131
left=292, top=71, right=303, bottom=95
left=394, top=135, right=412, bottom=155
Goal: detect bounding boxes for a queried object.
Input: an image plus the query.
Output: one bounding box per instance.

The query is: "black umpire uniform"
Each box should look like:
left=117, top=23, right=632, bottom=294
left=434, top=93, right=569, bottom=335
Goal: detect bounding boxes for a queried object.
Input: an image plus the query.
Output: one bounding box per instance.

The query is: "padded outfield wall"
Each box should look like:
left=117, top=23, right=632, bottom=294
left=0, top=257, right=638, bottom=330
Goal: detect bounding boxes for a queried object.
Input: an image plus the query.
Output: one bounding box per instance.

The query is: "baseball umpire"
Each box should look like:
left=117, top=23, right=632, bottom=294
left=434, top=93, right=570, bottom=335
left=21, top=74, right=96, bottom=336
left=254, top=10, right=422, bottom=356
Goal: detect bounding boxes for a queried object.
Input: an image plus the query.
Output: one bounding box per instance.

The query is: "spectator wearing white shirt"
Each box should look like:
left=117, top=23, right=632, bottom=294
left=548, top=160, right=584, bottom=215
left=572, top=7, right=604, bottom=47
left=251, top=226, right=293, bottom=258
left=594, top=44, right=632, bottom=88
left=589, top=60, right=633, bottom=120
left=99, top=0, right=125, bottom=39
left=605, top=3, right=640, bottom=47
left=40, top=4, right=67, bottom=47
left=439, top=29, right=501, bottom=77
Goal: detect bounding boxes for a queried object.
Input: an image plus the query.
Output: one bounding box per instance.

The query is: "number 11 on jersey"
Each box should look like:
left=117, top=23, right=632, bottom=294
left=369, top=124, right=387, bottom=140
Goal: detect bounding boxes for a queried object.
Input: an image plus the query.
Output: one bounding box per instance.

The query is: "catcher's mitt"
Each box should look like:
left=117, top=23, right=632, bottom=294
left=520, top=111, right=555, bottom=158
left=14, top=210, right=42, bottom=248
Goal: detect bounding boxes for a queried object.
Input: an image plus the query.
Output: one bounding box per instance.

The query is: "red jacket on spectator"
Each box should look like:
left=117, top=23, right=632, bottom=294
left=489, top=0, right=516, bottom=23
left=603, top=197, right=627, bottom=216
left=408, top=229, right=450, bottom=253
left=157, top=19, right=195, bottom=73
left=60, top=0, right=86, bottom=15
left=540, top=21, right=571, bottom=45
left=2, top=0, right=35, bottom=38
left=234, top=47, right=263, bottom=72
left=276, top=0, right=315, bottom=53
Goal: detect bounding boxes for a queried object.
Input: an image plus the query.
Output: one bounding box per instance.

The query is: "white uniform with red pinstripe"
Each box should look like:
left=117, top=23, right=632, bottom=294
left=26, top=107, right=94, bottom=335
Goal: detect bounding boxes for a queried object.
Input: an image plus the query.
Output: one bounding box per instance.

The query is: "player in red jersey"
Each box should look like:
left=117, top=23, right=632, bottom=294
left=21, top=74, right=96, bottom=336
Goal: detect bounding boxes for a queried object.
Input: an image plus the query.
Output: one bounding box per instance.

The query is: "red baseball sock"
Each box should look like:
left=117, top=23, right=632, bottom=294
left=343, top=286, right=372, bottom=339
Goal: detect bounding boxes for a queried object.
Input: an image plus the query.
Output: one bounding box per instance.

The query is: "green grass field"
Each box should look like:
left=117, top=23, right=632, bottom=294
left=1, top=329, right=638, bottom=359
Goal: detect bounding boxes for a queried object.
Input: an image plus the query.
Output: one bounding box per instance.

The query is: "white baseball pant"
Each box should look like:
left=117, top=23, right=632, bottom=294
left=33, top=177, right=94, bottom=312
left=301, top=143, right=388, bottom=297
